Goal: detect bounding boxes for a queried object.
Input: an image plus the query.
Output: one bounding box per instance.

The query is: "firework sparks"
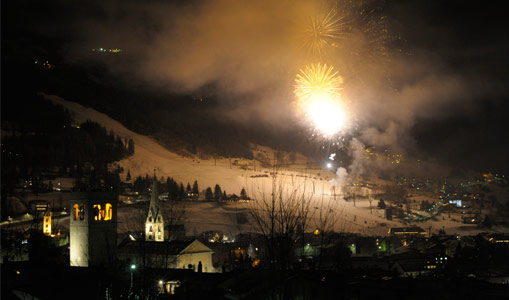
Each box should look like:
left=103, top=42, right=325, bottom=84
left=301, top=4, right=350, bottom=60
left=295, top=63, right=348, bottom=137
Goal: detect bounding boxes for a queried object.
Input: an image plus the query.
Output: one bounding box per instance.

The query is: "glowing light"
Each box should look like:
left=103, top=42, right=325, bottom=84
left=295, top=63, right=348, bottom=136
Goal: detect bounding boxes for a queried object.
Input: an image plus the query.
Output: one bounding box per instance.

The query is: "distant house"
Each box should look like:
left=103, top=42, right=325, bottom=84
left=486, top=233, right=509, bottom=244
left=388, top=227, right=427, bottom=247
left=390, top=248, right=434, bottom=277
left=388, top=226, right=427, bottom=237
left=118, top=239, right=218, bottom=273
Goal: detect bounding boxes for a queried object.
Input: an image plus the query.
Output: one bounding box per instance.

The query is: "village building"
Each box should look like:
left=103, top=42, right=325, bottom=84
left=118, top=239, right=217, bottom=272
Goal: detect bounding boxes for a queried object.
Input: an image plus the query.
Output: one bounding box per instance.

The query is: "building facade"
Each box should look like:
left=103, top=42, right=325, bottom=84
left=146, top=176, right=164, bottom=242
left=43, top=208, right=52, bottom=236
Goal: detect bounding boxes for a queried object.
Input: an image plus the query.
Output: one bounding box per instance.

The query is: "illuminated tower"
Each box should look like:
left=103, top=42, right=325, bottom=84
left=145, top=175, right=164, bottom=242
left=43, top=207, right=52, bottom=236
left=69, top=191, right=117, bottom=267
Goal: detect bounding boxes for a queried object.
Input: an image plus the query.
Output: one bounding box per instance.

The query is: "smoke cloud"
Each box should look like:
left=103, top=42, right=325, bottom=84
left=53, top=0, right=508, bottom=173
left=329, top=166, right=348, bottom=187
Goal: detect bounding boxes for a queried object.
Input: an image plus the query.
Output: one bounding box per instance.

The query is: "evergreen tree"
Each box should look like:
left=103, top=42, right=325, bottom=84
left=240, top=187, right=248, bottom=200
left=186, top=183, right=192, bottom=194
left=205, top=187, right=213, bottom=200
left=166, top=177, right=178, bottom=199
left=192, top=180, right=199, bottom=195
left=214, top=184, right=222, bottom=201
left=222, top=191, right=227, bottom=201
left=127, top=139, right=135, bottom=155
left=134, top=176, right=144, bottom=193
left=179, top=184, right=186, bottom=199
left=126, top=170, right=131, bottom=181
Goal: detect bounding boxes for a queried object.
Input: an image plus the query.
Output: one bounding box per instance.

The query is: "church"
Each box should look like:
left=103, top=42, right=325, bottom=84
left=118, top=174, right=217, bottom=272
left=145, top=175, right=164, bottom=242
left=68, top=175, right=217, bottom=272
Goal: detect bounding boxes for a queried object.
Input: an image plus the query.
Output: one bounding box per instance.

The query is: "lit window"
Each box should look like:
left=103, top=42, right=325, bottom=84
left=93, top=204, right=102, bottom=221
left=104, top=203, right=113, bottom=221
left=74, top=204, right=79, bottom=221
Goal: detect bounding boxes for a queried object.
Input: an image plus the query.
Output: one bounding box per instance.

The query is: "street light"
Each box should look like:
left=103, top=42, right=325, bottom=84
left=129, top=264, right=136, bottom=299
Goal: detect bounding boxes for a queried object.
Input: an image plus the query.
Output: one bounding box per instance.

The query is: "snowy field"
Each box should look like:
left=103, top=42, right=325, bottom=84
left=42, top=94, right=506, bottom=237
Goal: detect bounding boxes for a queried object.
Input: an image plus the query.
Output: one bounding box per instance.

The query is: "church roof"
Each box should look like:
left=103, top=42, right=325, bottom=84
left=118, top=239, right=213, bottom=256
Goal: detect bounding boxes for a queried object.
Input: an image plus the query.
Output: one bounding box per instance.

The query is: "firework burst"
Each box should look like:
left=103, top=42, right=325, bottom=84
left=295, top=63, right=348, bottom=137
left=301, top=5, right=350, bottom=60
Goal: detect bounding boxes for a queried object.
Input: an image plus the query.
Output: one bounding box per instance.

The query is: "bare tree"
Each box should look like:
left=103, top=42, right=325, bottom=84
left=368, top=196, right=374, bottom=214
left=248, top=173, right=313, bottom=270
left=313, top=193, right=342, bottom=268
left=122, top=202, right=153, bottom=268
left=161, top=199, right=186, bottom=242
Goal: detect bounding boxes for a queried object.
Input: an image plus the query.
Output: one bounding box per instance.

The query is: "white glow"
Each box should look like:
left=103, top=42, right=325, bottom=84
left=305, top=94, right=347, bottom=136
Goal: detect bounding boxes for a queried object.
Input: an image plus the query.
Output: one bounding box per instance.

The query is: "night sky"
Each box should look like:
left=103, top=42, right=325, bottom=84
left=2, top=0, right=508, bottom=175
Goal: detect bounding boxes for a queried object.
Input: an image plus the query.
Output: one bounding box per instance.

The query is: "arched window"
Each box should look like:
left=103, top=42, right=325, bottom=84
left=104, top=203, right=113, bottom=221
left=149, top=226, right=153, bottom=232
left=74, top=204, right=79, bottom=221
left=93, top=204, right=102, bottom=221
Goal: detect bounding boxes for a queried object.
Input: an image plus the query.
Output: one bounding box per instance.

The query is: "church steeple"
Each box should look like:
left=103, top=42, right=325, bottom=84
left=145, top=168, right=164, bottom=241
left=148, top=169, right=160, bottom=218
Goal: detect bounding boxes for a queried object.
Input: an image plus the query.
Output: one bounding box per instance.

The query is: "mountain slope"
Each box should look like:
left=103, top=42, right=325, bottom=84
left=44, top=93, right=497, bottom=236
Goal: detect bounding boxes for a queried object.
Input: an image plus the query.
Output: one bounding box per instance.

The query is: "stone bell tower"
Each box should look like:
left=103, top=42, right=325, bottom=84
left=69, top=191, right=117, bottom=267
